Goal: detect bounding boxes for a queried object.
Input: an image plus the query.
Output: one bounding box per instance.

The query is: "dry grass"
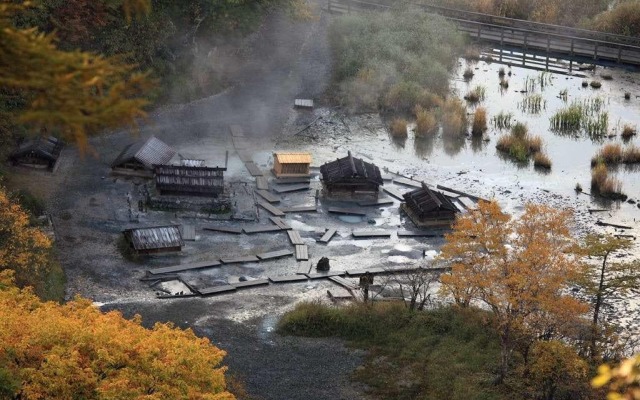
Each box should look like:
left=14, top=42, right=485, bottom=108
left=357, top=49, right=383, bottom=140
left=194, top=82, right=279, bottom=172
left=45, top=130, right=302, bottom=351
left=591, top=143, right=623, bottom=166
left=528, top=135, right=542, bottom=153
left=621, top=124, right=636, bottom=140
left=390, top=118, right=408, bottom=138
left=533, top=152, right=552, bottom=169
left=471, top=107, right=487, bottom=136
left=591, top=162, right=624, bottom=198
left=464, top=85, right=486, bottom=103
left=623, top=145, right=640, bottom=163
left=496, top=123, right=545, bottom=162
left=442, top=98, right=468, bottom=136
left=415, top=108, right=438, bottom=137
left=464, top=46, right=481, bottom=61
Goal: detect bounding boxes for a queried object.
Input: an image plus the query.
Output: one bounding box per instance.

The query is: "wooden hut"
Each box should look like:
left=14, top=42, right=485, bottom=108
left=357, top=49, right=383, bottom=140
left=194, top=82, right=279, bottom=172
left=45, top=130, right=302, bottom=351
left=402, top=183, right=459, bottom=227
left=9, top=136, right=64, bottom=171
left=320, top=151, right=383, bottom=195
left=154, top=165, right=225, bottom=197
left=111, top=136, right=176, bottom=177
left=122, top=225, right=183, bottom=254
left=272, top=152, right=312, bottom=178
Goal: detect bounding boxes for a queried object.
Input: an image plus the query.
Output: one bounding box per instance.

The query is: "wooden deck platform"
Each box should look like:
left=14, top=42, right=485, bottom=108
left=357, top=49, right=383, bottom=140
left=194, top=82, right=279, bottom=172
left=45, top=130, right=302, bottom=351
left=352, top=231, right=392, bottom=238
left=256, top=176, right=269, bottom=190
left=269, top=275, right=309, bottom=283
left=306, top=271, right=345, bottom=279
left=243, top=225, right=283, bottom=234
left=147, top=260, right=222, bottom=275
left=318, top=228, right=337, bottom=244
left=255, top=190, right=280, bottom=203
left=258, top=201, right=285, bottom=216
left=295, top=244, right=309, bottom=261
left=232, top=279, right=270, bottom=289
left=272, top=184, right=310, bottom=193
left=269, top=217, right=292, bottom=230
left=256, top=249, right=294, bottom=260
left=287, top=230, right=305, bottom=245
left=244, top=161, right=263, bottom=176
left=328, top=207, right=367, bottom=216
left=203, top=226, right=243, bottom=234
left=220, top=255, right=261, bottom=264
left=382, top=187, right=405, bottom=200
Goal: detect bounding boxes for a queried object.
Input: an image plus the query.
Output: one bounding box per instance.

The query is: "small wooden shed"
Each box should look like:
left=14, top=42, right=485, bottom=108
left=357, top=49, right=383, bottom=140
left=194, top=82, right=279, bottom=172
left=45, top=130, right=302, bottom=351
left=154, top=165, right=225, bottom=197
left=272, top=152, right=312, bottom=178
left=9, top=136, right=64, bottom=171
left=402, top=183, right=459, bottom=227
left=111, top=136, right=176, bottom=177
left=122, top=225, right=184, bottom=254
left=320, top=151, right=383, bottom=195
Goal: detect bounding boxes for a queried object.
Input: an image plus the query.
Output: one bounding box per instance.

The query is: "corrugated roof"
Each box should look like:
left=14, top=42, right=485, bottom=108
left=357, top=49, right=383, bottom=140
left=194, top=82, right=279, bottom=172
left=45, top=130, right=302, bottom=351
left=111, top=136, right=176, bottom=169
left=275, top=152, right=312, bottom=164
left=123, top=225, right=183, bottom=251
left=154, top=165, right=224, bottom=194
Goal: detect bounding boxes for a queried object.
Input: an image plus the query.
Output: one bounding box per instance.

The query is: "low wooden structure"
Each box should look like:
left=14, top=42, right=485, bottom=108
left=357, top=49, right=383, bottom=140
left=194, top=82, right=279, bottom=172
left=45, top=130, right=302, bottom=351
left=272, top=152, right=312, bottom=178
left=154, top=165, right=224, bottom=197
left=9, top=136, right=64, bottom=170
left=402, top=183, right=459, bottom=228
left=320, top=151, right=383, bottom=195
left=122, top=225, right=184, bottom=254
left=111, top=136, right=175, bottom=177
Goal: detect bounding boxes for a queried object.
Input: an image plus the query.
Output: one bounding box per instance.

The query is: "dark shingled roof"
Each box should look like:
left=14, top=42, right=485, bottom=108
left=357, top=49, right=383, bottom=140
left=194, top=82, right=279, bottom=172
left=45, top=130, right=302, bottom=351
left=10, top=136, right=64, bottom=163
left=111, top=136, right=176, bottom=169
left=122, top=225, right=184, bottom=251
left=403, top=183, right=458, bottom=214
left=154, top=165, right=224, bottom=195
left=320, top=151, right=383, bottom=185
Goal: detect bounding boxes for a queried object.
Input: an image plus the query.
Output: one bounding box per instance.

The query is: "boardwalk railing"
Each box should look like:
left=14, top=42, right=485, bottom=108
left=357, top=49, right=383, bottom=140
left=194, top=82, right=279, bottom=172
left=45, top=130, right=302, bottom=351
left=327, top=0, right=640, bottom=66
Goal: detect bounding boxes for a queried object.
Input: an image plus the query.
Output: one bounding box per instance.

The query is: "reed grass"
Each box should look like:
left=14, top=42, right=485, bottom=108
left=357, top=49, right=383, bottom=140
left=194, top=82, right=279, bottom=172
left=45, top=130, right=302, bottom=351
left=591, top=162, right=624, bottom=198
left=492, top=111, right=512, bottom=130
left=464, top=85, right=486, bottom=103
left=471, top=107, right=487, bottom=136
left=550, top=99, right=609, bottom=137
left=496, top=123, right=545, bottom=163
left=519, top=94, right=545, bottom=114
left=621, top=124, right=636, bottom=140
left=415, top=107, right=438, bottom=137
left=390, top=118, right=408, bottom=138
left=591, top=143, right=622, bottom=166
left=533, top=152, right=552, bottom=169
left=442, top=98, right=468, bottom=136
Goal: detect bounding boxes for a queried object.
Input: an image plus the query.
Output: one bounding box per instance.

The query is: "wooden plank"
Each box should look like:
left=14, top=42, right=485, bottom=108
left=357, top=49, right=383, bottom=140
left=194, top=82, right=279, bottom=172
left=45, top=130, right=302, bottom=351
left=220, top=255, right=260, bottom=264
left=232, top=279, right=270, bottom=289
left=596, top=221, right=633, bottom=230
left=203, top=226, right=243, bottom=234
left=352, top=231, right=392, bottom=238
left=269, top=275, right=309, bottom=283
left=274, top=177, right=311, bottom=184
left=306, top=271, right=345, bottom=279
left=229, top=124, right=245, bottom=137
left=269, top=217, right=292, bottom=230
left=258, top=201, right=285, bottom=216
left=147, top=260, right=222, bottom=275
left=255, top=190, right=281, bottom=204
left=328, top=207, right=367, bottom=216
left=328, top=276, right=359, bottom=291
left=358, top=199, right=395, bottom=207
left=318, top=228, right=337, bottom=244
left=436, top=185, right=489, bottom=203
left=180, top=225, right=196, bottom=241
left=243, top=225, right=283, bottom=234
left=257, top=249, right=294, bottom=260
left=296, top=261, right=313, bottom=275
left=294, top=99, right=314, bottom=108
left=245, top=162, right=263, bottom=176
left=458, top=197, right=477, bottom=210
left=397, top=230, right=441, bottom=238
left=272, top=184, right=310, bottom=193
left=237, top=151, right=253, bottom=162
left=295, top=245, right=309, bottom=261
left=287, top=230, right=305, bottom=245
left=256, top=176, right=269, bottom=190
left=383, top=186, right=405, bottom=200
left=199, top=285, right=237, bottom=296
left=393, top=177, right=423, bottom=188
left=432, top=188, right=460, bottom=198
left=233, top=138, right=250, bottom=149
left=280, top=205, right=318, bottom=213
left=347, top=267, right=386, bottom=276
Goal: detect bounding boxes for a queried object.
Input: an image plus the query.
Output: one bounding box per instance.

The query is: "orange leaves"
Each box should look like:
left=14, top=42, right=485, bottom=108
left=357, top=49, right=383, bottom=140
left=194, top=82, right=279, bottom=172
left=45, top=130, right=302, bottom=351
left=0, top=275, right=234, bottom=399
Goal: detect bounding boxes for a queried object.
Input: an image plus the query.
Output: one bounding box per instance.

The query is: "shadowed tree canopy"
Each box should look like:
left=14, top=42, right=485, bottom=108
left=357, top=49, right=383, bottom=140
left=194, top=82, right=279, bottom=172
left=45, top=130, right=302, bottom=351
left=0, top=1, right=152, bottom=151
left=0, top=270, right=234, bottom=399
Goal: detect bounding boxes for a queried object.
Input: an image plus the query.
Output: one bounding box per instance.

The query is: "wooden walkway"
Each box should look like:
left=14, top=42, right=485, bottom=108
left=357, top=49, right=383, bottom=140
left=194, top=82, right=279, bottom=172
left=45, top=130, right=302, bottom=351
left=327, top=0, right=640, bottom=66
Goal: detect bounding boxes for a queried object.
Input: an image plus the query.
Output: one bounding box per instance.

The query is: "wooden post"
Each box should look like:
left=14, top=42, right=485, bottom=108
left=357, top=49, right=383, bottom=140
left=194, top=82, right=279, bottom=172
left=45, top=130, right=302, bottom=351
left=500, top=30, right=504, bottom=47
left=618, top=46, right=622, bottom=63
left=523, top=31, right=528, bottom=51
left=594, top=42, right=598, bottom=60
left=546, top=35, right=550, bottom=53
left=570, top=39, right=574, bottom=57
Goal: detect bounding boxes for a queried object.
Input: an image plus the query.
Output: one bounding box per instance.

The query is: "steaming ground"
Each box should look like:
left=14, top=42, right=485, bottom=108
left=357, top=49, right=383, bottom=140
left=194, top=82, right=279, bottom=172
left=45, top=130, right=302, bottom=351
left=7, top=2, right=640, bottom=398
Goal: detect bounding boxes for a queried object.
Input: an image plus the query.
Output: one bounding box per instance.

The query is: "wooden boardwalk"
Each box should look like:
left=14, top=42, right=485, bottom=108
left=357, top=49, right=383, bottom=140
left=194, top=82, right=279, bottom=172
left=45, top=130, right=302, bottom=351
left=258, top=201, right=285, bottom=216
left=328, top=0, right=640, bottom=66
left=148, top=260, right=222, bottom=275
left=295, top=245, right=309, bottom=261
left=287, top=230, right=305, bottom=245
left=328, top=207, right=367, bottom=216
left=318, top=228, right=337, bottom=244
left=255, top=190, right=280, bottom=203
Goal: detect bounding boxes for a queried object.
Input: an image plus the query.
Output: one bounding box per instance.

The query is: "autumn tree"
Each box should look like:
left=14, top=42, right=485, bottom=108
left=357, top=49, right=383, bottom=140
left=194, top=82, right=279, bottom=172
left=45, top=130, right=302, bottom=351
left=527, top=340, right=589, bottom=400
left=594, top=354, right=640, bottom=400
left=440, top=201, right=588, bottom=381
left=0, top=1, right=151, bottom=150
left=581, top=234, right=638, bottom=362
left=0, top=270, right=234, bottom=399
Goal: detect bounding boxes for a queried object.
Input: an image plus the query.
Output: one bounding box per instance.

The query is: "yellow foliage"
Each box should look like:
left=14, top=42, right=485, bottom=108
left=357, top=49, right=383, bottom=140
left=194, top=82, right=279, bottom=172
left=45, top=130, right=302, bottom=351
left=593, top=355, right=640, bottom=400
left=0, top=188, right=52, bottom=293
left=0, top=270, right=234, bottom=399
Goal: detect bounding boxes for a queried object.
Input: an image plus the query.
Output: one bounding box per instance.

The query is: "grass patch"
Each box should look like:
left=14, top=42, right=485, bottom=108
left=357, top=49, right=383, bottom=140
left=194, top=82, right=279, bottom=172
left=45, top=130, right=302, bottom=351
left=591, top=162, right=626, bottom=200
left=533, top=152, right=552, bottom=170
left=441, top=98, right=468, bottom=136
left=621, top=124, right=636, bottom=141
left=471, top=107, right=487, bottom=136
left=591, top=143, right=640, bottom=166
left=519, top=94, right=545, bottom=114
left=550, top=98, right=608, bottom=137
left=464, top=85, right=486, bottom=103
left=496, top=123, right=544, bottom=162
left=390, top=118, right=408, bottom=138
left=414, top=106, right=438, bottom=137
left=329, top=9, right=463, bottom=112
left=492, top=111, right=512, bottom=130
left=278, top=302, right=505, bottom=400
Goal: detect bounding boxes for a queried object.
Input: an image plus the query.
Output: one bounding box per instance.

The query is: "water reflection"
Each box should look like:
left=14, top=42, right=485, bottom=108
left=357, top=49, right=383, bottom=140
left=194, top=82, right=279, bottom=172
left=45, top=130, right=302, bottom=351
left=470, top=135, right=487, bottom=153
left=414, top=135, right=435, bottom=158
left=442, top=134, right=466, bottom=156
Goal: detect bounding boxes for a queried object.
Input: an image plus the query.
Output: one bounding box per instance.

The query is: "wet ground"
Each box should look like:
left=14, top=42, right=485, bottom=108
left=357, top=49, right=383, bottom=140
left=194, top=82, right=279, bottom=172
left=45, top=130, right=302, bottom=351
left=7, top=4, right=640, bottom=397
